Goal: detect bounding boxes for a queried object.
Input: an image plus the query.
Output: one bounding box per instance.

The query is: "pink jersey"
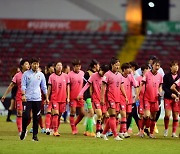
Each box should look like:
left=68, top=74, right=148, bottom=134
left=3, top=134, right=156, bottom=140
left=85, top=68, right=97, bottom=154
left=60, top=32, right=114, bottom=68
left=142, top=71, right=163, bottom=102
left=121, top=74, right=137, bottom=104
left=88, top=72, right=102, bottom=103
left=136, top=75, right=145, bottom=98
left=68, top=70, right=84, bottom=99
left=48, top=73, right=69, bottom=103
left=12, top=71, right=23, bottom=101
left=102, top=71, right=123, bottom=103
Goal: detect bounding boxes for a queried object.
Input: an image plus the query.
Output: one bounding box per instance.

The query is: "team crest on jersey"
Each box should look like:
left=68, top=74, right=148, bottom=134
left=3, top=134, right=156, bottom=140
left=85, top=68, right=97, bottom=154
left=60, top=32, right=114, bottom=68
left=122, top=105, right=125, bottom=108
left=37, top=75, right=40, bottom=80
left=103, top=76, right=106, bottom=80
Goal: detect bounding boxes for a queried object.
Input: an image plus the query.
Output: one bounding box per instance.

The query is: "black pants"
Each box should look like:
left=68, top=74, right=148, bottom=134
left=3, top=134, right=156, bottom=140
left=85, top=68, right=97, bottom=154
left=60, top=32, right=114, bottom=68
left=127, top=103, right=140, bottom=130
left=22, top=101, right=41, bottom=136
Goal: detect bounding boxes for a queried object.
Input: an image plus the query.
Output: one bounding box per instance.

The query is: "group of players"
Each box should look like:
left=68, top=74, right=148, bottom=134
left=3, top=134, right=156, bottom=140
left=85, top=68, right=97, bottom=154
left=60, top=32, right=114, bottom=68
left=1, top=55, right=180, bottom=141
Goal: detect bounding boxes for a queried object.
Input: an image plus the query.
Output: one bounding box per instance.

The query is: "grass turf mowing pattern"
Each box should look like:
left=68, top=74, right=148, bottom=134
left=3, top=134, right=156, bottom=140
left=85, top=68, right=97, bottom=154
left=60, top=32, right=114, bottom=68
left=0, top=116, right=180, bottom=154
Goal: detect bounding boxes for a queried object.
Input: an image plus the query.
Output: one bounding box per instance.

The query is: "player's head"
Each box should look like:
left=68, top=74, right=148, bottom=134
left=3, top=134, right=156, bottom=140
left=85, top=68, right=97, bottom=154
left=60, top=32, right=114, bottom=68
left=121, top=63, right=131, bottom=74
left=170, top=60, right=179, bottom=74
left=47, top=63, right=55, bottom=74
left=129, top=61, right=139, bottom=71
left=152, top=59, right=161, bottom=73
left=20, top=59, right=30, bottom=71
left=109, top=57, right=120, bottom=72
left=88, top=59, right=100, bottom=72
left=72, top=59, right=81, bottom=73
left=141, top=64, right=150, bottom=75
left=30, top=57, right=40, bottom=72
left=55, top=62, right=63, bottom=73
left=99, top=64, right=109, bottom=76
left=148, top=55, right=158, bottom=65
left=63, top=65, right=71, bottom=74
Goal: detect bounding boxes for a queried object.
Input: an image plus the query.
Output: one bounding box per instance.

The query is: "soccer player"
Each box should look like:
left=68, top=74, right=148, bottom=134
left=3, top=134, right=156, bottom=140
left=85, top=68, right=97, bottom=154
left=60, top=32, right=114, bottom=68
left=136, top=64, right=150, bottom=137
left=119, top=63, right=138, bottom=138
left=77, top=64, right=109, bottom=137
left=163, top=61, right=179, bottom=137
left=100, top=57, right=128, bottom=141
left=47, top=62, right=70, bottom=136
left=1, top=60, right=30, bottom=135
left=139, top=59, right=163, bottom=138
left=68, top=59, right=85, bottom=134
left=83, top=59, right=100, bottom=136
left=20, top=58, right=49, bottom=141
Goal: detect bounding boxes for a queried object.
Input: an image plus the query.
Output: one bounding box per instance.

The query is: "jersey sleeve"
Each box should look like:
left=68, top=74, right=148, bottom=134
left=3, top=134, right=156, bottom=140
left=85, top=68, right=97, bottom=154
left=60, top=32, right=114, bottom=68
left=48, top=74, right=53, bottom=85
left=12, top=73, right=17, bottom=84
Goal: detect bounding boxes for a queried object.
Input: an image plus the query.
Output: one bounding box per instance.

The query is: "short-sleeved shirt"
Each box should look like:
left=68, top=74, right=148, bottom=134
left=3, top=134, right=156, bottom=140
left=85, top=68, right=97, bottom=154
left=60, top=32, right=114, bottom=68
left=88, top=72, right=102, bottom=103
left=48, top=73, right=69, bottom=103
left=122, top=74, right=138, bottom=104
left=68, top=70, right=84, bottom=99
left=142, top=71, right=163, bottom=102
left=12, top=71, right=23, bottom=101
left=102, top=71, right=124, bottom=103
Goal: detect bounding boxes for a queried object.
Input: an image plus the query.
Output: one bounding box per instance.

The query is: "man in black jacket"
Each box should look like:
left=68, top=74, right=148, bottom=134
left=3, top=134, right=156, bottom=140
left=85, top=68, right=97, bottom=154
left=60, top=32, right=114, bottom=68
left=163, top=61, right=179, bottom=137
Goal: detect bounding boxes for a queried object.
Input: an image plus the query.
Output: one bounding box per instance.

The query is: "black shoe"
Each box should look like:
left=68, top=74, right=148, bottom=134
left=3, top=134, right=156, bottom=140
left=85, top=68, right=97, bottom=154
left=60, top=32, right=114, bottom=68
left=6, top=118, right=13, bottom=122
left=20, top=131, right=26, bottom=140
left=32, top=135, right=39, bottom=141
left=144, top=128, right=150, bottom=137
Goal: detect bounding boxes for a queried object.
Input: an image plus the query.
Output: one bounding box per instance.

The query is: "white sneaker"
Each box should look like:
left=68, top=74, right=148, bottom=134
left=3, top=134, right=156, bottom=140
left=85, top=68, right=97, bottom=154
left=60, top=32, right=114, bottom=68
left=50, top=129, right=54, bottom=135
left=164, top=129, right=168, bottom=137
left=100, top=134, right=108, bottom=141
left=46, top=128, right=50, bottom=135
left=114, top=136, right=123, bottom=141
left=149, top=134, right=156, bottom=139
left=119, top=133, right=124, bottom=139
left=172, top=133, right=178, bottom=138
left=96, top=132, right=101, bottom=138
left=124, top=132, right=130, bottom=138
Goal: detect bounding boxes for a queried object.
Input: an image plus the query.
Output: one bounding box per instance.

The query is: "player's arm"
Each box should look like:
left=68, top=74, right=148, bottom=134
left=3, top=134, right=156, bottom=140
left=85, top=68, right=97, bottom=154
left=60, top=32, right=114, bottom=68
left=120, top=83, right=128, bottom=104
left=47, top=84, right=52, bottom=104
left=171, top=83, right=180, bottom=97
left=1, top=82, right=15, bottom=102
left=66, top=83, right=70, bottom=103
left=77, top=82, right=91, bottom=100
left=158, top=83, right=163, bottom=97
left=100, top=82, right=106, bottom=105
left=41, top=74, right=49, bottom=104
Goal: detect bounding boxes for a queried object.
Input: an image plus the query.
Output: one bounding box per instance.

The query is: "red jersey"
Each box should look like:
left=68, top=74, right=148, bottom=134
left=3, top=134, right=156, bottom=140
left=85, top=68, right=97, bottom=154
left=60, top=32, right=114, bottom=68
left=142, top=71, right=163, bottom=102
left=48, top=73, right=69, bottom=103
left=12, top=71, right=23, bottom=101
left=102, top=71, right=124, bottom=103
left=68, top=70, right=84, bottom=99
left=137, top=75, right=145, bottom=98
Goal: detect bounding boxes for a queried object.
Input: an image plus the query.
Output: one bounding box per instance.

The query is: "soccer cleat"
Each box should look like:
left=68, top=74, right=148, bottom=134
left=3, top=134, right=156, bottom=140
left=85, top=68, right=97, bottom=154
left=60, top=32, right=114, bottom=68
left=124, top=132, right=130, bottom=138
left=89, top=132, right=96, bottom=137
left=20, top=131, right=26, bottom=140
left=144, top=128, right=150, bottom=136
left=114, top=136, right=123, bottom=141
left=106, top=131, right=113, bottom=137
left=96, top=132, right=101, bottom=138
left=72, top=127, right=78, bottom=135
left=46, top=128, right=50, bottom=135
left=6, top=118, right=13, bottom=122
left=149, top=134, right=156, bottom=139
left=32, top=135, right=39, bottom=141
left=50, top=129, right=54, bottom=135
left=172, top=133, right=178, bottom=138
left=30, top=128, right=33, bottom=133
left=164, top=129, right=168, bottom=137
left=127, top=128, right=133, bottom=134
left=154, top=124, right=159, bottom=134
left=100, top=134, right=108, bottom=141
left=118, top=133, right=124, bottom=139
left=53, top=131, right=60, bottom=137
left=83, top=131, right=90, bottom=136
left=41, top=128, right=46, bottom=133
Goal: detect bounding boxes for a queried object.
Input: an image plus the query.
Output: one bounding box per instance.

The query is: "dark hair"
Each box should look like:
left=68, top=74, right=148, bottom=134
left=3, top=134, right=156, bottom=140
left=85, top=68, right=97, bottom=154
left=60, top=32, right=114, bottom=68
left=149, top=55, right=158, bottom=60
left=47, top=62, right=55, bottom=69
left=109, top=57, right=120, bottom=70
left=30, top=57, right=40, bottom=64
left=152, top=59, right=161, bottom=65
left=121, top=63, right=131, bottom=72
left=129, top=61, right=139, bottom=70
left=141, top=64, right=149, bottom=72
left=88, top=59, right=99, bottom=70
left=20, top=59, right=29, bottom=68
left=100, top=64, right=109, bottom=73
left=170, top=60, right=178, bottom=67
left=72, top=59, right=81, bottom=66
